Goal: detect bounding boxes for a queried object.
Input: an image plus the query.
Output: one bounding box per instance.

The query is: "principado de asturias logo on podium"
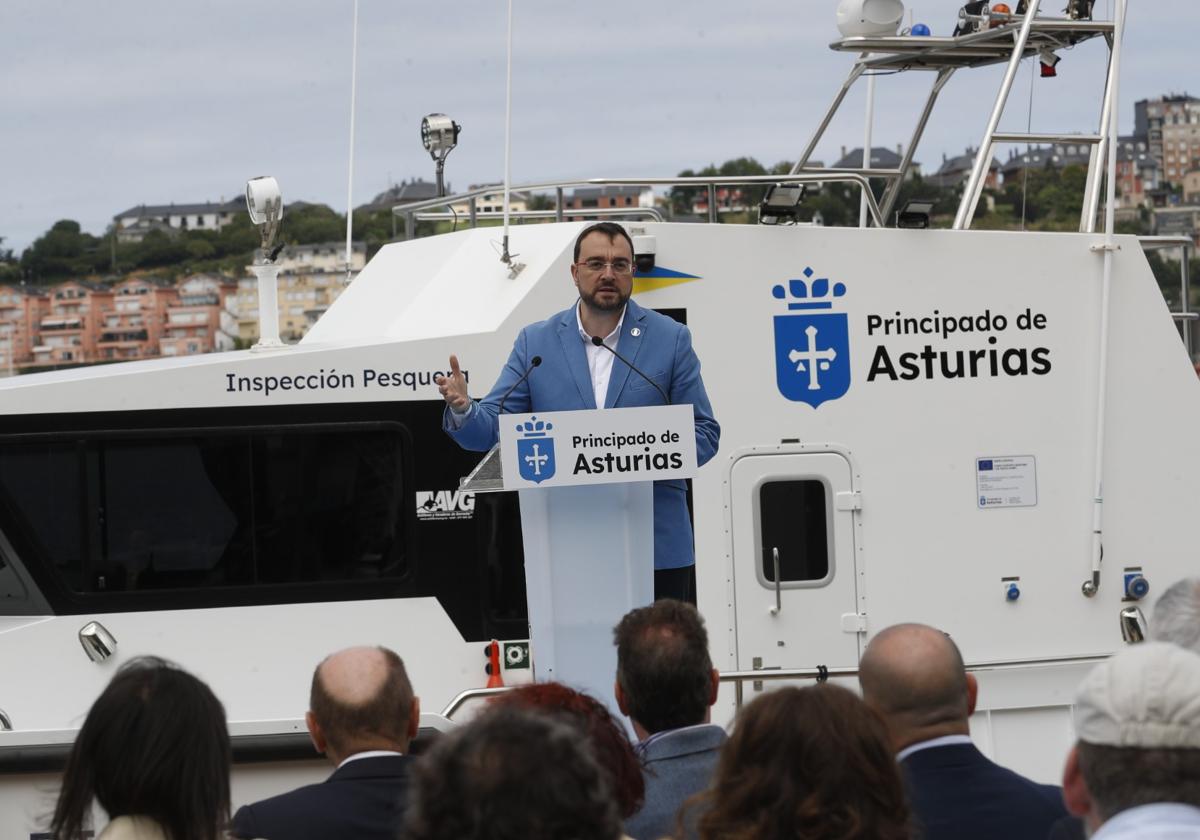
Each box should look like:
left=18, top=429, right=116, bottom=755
left=515, top=416, right=556, bottom=484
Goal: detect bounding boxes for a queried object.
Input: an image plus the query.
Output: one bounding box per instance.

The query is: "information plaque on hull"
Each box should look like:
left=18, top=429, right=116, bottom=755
left=976, top=455, right=1038, bottom=509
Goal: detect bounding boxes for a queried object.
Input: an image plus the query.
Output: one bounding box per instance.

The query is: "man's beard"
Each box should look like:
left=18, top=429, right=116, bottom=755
left=580, top=284, right=629, bottom=313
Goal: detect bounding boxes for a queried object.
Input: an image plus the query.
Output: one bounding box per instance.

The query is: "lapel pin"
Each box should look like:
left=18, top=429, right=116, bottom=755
left=631, top=327, right=642, bottom=337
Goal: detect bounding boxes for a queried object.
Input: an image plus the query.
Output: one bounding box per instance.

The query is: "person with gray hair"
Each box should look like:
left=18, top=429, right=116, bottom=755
left=1151, top=576, right=1200, bottom=654
left=1062, top=641, right=1200, bottom=838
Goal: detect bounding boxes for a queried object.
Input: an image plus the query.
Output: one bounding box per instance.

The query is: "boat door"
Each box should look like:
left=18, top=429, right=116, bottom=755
left=729, top=446, right=861, bottom=674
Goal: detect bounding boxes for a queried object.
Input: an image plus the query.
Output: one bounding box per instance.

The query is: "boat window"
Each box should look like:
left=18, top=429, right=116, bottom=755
left=0, top=424, right=410, bottom=598
left=759, top=479, right=829, bottom=583
left=0, top=442, right=87, bottom=592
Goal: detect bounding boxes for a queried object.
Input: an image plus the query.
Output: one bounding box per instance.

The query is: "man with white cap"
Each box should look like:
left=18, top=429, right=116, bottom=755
left=1062, top=641, right=1200, bottom=838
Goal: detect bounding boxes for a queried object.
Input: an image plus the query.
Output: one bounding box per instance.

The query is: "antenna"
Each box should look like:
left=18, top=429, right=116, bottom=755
left=343, top=0, right=360, bottom=284
left=499, top=0, right=524, bottom=277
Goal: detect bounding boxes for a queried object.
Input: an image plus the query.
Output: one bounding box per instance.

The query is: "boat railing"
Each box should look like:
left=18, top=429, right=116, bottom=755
left=1140, top=235, right=1196, bottom=357
left=412, top=206, right=665, bottom=225
left=391, top=172, right=885, bottom=238
left=805, top=5, right=1121, bottom=233
left=437, top=652, right=1111, bottom=719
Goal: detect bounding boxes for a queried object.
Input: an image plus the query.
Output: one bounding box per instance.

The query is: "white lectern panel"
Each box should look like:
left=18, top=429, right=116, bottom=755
left=519, top=482, right=654, bottom=717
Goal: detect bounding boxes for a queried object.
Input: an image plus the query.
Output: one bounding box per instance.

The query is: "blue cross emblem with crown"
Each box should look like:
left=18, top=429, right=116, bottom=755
left=516, top=416, right=556, bottom=483
left=773, top=268, right=851, bottom=407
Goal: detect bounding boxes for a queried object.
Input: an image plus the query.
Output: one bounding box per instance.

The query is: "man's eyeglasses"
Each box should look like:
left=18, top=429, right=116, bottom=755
left=576, top=258, right=634, bottom=276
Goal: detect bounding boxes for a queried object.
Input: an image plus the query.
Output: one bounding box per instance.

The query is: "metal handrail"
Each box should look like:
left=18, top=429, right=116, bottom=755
left=720, top=651, right=1110, bottom=707
left=1140, top=236, right=1194, bottom=357
left=440, top=686, right=512, bottom=719
left=436, top=651, right=1111, bottom=719
left=413, top=207, right=665, bottom=224
left=1139, top=235, right=1195, bottom=251
left=392, top=173, right=885, bottom=236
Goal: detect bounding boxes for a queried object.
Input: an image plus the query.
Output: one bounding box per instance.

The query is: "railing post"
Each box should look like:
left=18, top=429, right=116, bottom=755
left=556, top=187, right=564, bottom=223
left=469, top=197, right=477, bottom=229
left=1183, top=243, right=1193, bottom=358
left=953, top=0, right=1042, bottom=230
left=707, top=184, right=718, bottom=224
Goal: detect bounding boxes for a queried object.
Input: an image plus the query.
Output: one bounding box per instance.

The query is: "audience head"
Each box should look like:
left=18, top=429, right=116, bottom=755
left=613, top=598, right=719, bottom=737
left=1151, top=576, right=1200, bottom=654
left=695, top=684, right=910, bottom=840
left=1063, top=641, right=1200, bottom=832
left=491, top=681, right=644, bottom=818
left=307, top=645, right=418, bottom=765
left=404, top=705, right=623, bottom=840
left=51, top=656, right=230, bottom=840
left=858, top=623, right=976, bottom=751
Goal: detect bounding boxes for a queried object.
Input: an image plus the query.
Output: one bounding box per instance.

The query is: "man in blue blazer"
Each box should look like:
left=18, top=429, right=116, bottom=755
left=859, top=624, right=1067, bottom=840
left=437, top=222, right=720, bottom=601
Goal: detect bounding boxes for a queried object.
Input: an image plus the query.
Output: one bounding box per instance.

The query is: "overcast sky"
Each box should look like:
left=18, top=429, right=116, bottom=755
left=0, top=1, right=1193, bottom=253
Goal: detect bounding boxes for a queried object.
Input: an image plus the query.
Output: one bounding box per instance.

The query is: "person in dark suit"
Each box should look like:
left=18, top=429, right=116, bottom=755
left=230, top=646, right=419, bottom=840
left=614, top=600, right=726, bottom=840
left=859, top=623, right=1067, bottom=840
left=437, top=222, right=720, bottom=602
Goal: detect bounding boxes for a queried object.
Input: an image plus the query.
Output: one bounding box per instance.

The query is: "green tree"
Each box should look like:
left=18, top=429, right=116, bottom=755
left=670, top=157, right=771, bottom=218
left=20, top=219, right=104, bottom=281
left=352, top=208, right=398, bottom=248
left=282, top=203, right=344, bottom=244
left=214, top=214, right=260, bottom=258
left=1146, top=252, right=1200, bottom=309
left=130, top=229, right=189, bottom=269
left=0, top=237, right=17, bottom=282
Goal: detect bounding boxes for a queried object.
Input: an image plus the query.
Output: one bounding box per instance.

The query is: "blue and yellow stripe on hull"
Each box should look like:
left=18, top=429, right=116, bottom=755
left=632, top=265, right=700, bottom=295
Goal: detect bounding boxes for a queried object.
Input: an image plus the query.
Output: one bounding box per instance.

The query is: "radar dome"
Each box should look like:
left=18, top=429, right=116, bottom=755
left=836, top=0, right=905, bottom=37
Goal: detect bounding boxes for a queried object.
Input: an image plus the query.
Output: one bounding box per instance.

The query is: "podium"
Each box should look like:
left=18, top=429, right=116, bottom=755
left=461, top=405, right=697, bottom=716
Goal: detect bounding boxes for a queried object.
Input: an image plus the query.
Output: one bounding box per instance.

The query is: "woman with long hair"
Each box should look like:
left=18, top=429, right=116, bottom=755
left=50, top=656, right=231, bottom=840
left=692, top=684, right=911, bottom=840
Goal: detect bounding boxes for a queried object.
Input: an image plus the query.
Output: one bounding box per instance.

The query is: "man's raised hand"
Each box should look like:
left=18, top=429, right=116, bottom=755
left=436, top=354, right=471, bottom=411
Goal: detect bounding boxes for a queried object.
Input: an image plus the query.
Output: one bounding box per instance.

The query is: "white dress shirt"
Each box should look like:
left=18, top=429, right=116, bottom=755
left=337, top=748, right=404, bottom=768
left=895, top=733, right=975, bottom=763
left=576, top=303, right=626, bottom=409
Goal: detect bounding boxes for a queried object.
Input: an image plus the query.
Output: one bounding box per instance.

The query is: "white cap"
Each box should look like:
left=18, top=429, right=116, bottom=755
left=1074, top=642, right=1200, bottom=749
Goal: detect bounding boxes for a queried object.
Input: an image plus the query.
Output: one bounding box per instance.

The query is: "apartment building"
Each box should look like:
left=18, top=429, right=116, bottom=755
left=161, top=274, right=239, bottom=357
left=0, top=286, right=46, bottom=375
left=113, top=199, right=244, bottom=243
left=29, top=281, right=110, bottom=368
left=448, top=186, right=531, bottom=217
left=1110, top=136, right=1159, bottom=208
left=0, top=271, right=249, bottom=374
left=98, top=277, right=179, bottom=362
left=1135, top=95, right=1200, bottom=184
left=928, top=148, right=1001, bottom=190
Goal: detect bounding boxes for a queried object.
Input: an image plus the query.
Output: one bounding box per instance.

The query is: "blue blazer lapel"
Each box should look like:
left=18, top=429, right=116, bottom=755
left=606, top=300, right=648, bottom=407
left=557, top=305, right=596, bottom=409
